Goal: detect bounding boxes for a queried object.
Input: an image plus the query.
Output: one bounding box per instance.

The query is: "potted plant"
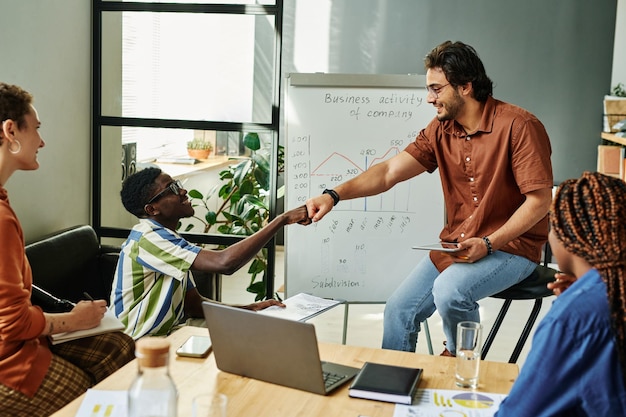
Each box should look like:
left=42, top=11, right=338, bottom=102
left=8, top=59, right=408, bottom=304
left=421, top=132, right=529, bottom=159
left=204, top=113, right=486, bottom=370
left=187, top=138, right=213, bottom=160
left=180, top=133, right=284, bottom=301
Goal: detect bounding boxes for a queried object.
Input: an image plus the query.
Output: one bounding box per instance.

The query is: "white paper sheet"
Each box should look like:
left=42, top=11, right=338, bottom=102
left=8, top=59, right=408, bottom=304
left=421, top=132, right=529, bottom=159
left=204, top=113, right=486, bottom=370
left=257, top=292, right=341, bottom=321
left=50, top=310, right=125, bottom=345
left=75, top=389, right=127, bottom=417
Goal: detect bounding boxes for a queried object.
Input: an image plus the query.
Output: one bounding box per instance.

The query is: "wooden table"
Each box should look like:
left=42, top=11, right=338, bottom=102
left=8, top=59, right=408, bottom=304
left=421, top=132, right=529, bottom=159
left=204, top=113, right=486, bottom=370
left=51, top=326, right=518, bottom=417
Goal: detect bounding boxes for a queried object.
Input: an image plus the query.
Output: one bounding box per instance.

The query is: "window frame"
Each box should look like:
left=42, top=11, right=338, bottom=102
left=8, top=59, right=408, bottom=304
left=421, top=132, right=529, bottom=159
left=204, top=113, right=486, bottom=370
left=92, top=0, right=284, bottom=297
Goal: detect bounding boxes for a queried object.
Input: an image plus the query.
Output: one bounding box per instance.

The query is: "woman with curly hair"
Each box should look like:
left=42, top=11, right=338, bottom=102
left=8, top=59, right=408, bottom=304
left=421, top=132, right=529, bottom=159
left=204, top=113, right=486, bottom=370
left=496, top=171, right=626, bottom=415
left=0, top=82, right=135, bottom=416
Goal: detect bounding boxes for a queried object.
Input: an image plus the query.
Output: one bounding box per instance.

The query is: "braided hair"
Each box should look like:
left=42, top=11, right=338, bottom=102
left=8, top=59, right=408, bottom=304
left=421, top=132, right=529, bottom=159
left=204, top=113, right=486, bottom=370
left=550, top=171, right=626, bottom=385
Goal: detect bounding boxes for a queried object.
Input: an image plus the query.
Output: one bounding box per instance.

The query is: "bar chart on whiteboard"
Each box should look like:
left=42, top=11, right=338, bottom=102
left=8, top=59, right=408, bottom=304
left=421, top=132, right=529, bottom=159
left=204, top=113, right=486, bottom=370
left=285, top=73, right=445, bottom=302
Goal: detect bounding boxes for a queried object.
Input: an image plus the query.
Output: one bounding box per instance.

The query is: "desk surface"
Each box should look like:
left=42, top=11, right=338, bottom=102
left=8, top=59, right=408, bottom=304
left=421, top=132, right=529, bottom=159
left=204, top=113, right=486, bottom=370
left=51, top=326, right=518, bottom=417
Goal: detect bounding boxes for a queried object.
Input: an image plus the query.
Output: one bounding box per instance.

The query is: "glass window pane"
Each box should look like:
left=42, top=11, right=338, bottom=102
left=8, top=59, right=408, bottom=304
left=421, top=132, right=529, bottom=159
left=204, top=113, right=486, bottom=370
left=100, top=126, right=275, bottom=233
left=101, top=11, right=276, bottom=123
left=102, top=0, right=276, bottom=5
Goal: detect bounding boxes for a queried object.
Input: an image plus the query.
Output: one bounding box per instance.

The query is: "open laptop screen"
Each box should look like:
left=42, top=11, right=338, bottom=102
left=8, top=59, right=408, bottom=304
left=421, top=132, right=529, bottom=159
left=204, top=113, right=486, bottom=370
left=202, top=302, right=359, bottom=395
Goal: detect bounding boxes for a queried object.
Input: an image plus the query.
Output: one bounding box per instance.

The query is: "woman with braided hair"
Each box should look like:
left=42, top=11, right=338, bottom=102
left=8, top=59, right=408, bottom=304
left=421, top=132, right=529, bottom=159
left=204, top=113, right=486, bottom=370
left=496, top=171, right=626, bottom=416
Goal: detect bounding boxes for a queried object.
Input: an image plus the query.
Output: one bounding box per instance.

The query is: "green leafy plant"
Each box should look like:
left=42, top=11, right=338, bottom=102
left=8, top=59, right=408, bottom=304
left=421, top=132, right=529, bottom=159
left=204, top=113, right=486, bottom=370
left=611, top=83, right=626, bottom=97
left=186, top=138, right=214, bottom=151
left=181, top=133, right=284, bottom=301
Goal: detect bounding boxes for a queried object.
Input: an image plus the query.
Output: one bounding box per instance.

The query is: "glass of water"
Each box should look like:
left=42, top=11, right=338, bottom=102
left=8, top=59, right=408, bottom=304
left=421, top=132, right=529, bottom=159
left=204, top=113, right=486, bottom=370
left=192, top=393, right=227, bottom=417
left=455, top=321, right=482, bottom=389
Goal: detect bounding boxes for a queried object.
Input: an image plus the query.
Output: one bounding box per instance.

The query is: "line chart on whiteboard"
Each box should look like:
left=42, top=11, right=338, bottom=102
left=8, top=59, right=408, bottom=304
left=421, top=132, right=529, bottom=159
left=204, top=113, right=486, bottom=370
left=288, top=134, right=421, bottom=215
left=308, top=145, right=414, bottom=212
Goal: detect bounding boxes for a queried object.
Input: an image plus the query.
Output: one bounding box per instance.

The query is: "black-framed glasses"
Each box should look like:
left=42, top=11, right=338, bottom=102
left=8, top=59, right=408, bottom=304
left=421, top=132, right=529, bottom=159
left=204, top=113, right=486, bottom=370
left=426, top=83, right=450, bottom=98
left=146, top=180, right=183, bottom=205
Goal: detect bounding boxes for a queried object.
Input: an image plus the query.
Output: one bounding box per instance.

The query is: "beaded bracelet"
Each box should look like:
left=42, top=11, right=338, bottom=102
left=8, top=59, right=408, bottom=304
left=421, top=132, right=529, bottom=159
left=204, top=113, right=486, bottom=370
left=482, top=236, right=493, bottom=255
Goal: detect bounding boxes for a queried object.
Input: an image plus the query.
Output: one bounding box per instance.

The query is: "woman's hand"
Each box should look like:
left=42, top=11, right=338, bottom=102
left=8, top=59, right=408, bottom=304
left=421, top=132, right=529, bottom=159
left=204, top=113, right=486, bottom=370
left=547, top=272, right=577, bottom=296
left=70, top=300, right=108, bottom=330
left=42, top=299, right=107, bottom=335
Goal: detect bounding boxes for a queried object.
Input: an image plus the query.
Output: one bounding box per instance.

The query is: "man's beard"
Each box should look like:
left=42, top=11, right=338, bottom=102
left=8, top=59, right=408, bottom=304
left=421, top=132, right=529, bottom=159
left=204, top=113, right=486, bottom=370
left=437, top=91, right=464, bottom=121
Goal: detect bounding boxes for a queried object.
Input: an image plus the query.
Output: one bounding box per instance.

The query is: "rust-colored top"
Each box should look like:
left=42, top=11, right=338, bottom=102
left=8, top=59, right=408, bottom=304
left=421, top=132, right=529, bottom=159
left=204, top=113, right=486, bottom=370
left=0, top=186, right=50, bottom=397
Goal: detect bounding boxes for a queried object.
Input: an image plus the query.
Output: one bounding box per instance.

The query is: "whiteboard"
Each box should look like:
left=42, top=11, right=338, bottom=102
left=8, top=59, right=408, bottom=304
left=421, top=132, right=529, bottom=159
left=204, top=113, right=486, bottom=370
left=285, top=73, right=444, bottom=302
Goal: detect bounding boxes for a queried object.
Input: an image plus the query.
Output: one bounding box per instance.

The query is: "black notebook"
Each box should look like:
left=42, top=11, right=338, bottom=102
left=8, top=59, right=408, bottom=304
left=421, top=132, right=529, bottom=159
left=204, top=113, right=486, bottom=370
left=348, top=362, right=423, bottom=405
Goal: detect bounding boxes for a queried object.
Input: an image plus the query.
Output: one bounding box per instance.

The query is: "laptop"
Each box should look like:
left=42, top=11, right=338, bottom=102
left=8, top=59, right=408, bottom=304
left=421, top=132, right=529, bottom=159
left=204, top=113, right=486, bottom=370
left=202, top=301, right=360, bottom=395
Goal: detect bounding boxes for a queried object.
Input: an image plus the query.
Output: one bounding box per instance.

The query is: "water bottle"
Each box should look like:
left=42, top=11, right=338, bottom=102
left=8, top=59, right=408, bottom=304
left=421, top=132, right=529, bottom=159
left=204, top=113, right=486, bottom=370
left=128, top=337, right=178, bottom=417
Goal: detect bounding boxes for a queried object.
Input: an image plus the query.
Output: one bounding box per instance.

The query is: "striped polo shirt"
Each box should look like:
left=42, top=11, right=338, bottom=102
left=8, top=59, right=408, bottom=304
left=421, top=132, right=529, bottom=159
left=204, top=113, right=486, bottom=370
left=110, top=219, right=201, bottom=339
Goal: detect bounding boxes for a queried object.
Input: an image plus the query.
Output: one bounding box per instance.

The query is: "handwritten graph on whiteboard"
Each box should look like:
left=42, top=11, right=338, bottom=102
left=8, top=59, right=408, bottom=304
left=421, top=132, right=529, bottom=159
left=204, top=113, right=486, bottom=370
left=285, top=74, right=445, bottom=302
left=310, top=146, right=414, bottom=213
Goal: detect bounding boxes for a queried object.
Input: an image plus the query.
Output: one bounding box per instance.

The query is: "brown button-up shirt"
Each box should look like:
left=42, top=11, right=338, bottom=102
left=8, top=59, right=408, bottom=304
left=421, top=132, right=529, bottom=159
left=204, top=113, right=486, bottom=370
left=404, top=96, right=553, bottom=272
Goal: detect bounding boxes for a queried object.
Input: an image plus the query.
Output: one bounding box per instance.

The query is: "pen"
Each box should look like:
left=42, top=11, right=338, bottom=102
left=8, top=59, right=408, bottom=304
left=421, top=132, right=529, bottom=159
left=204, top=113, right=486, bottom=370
left=83, top=291, right=95, bottom=301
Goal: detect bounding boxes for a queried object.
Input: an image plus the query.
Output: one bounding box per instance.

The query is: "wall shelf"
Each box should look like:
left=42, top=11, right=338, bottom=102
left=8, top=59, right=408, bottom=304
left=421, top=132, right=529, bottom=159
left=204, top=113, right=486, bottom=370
left=601, top=132, right=626, bottom=147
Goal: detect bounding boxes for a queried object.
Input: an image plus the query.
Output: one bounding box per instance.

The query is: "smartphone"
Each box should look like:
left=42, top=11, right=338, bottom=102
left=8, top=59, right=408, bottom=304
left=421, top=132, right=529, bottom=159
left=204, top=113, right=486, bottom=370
left=175, top=335, right=212, bottom=358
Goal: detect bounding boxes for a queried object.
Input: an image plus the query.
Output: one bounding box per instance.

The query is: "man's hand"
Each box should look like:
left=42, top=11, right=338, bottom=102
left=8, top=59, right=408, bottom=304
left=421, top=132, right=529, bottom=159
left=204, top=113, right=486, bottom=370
left=241, top=299, right=286, bottom=311
left=547, top=272, right=577, bottom=296
left=450, top=237, right=489, bottom=263
left=305, top=193, right=335, bottom=223
left=283, top=205, right=312, bottom=225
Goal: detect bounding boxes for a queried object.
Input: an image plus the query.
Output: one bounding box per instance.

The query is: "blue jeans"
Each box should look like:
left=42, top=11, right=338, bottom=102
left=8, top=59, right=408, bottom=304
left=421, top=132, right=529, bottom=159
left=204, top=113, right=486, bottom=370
left=382, top=251, right=537, bottom=353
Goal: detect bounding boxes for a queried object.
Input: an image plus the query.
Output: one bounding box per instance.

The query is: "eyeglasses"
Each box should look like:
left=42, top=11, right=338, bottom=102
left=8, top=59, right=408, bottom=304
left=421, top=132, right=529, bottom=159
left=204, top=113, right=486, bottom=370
left=426, top=83, right=450, bottom=98
left=146, top=180, right=183, bottom=205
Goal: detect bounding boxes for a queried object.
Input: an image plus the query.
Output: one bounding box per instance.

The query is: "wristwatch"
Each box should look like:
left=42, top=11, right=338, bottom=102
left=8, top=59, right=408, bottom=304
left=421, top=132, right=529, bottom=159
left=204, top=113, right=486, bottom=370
left=322, top=189, right=340, bottom=206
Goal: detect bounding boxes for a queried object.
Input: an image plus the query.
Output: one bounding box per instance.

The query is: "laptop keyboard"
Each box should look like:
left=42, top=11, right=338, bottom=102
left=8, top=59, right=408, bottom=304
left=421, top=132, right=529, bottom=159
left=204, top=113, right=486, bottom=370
left=323, top=370, right=347, bottom=388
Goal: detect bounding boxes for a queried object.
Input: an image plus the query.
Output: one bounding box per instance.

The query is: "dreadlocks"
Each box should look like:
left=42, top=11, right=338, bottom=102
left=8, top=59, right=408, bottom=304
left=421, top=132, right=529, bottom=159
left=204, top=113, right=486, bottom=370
left=550, top=171, right=626, bottom=386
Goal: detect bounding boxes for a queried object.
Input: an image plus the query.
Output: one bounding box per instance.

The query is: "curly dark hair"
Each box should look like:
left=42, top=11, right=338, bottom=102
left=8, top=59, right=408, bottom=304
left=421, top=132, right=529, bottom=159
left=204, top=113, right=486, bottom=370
left=550, top=171, right=626, bottom=387
left=424, top=41, right=493, bottom=102
left=0, top=83, right=33, bottom=144
left=120, top=167, right=162, bottom=218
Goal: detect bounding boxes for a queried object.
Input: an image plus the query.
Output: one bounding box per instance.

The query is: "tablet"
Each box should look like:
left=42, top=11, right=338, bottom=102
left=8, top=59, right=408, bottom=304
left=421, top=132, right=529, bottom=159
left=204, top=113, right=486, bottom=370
left=412, top=242, right=462, bottom=252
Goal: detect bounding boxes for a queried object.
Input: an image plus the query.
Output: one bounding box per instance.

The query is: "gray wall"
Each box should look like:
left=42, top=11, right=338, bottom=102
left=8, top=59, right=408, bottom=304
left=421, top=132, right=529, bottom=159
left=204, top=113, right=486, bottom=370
left=0, top=0, right=91, bottom=241
left=282, top=0, right=618, bottom=184
left=613, top=1, right=626, bottom=87
left=0, top=0, right=622, bottom=241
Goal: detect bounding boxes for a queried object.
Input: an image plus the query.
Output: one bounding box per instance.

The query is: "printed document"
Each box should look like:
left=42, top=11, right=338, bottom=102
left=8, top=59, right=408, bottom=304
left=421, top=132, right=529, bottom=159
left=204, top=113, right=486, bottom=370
left=257, top=292, right=342, bottom=321
left=393, top=388, right=507, bottom=417
left=75, top=389, right=127, bottom=417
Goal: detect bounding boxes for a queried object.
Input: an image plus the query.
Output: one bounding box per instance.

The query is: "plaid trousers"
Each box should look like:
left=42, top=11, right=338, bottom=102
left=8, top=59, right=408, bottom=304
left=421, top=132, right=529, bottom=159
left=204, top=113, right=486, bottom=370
left=0, top=331, right=135, bottom=417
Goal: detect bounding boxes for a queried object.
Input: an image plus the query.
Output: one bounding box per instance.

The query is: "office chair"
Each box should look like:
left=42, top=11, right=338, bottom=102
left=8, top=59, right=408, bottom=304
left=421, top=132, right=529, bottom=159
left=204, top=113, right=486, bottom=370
left=480, top=244, right=557, bottom=363
left=422, top=244, right=557, bottom=362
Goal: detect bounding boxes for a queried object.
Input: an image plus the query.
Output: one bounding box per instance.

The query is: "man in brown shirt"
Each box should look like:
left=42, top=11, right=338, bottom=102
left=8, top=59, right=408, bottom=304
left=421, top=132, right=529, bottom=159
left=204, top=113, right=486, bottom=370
left=305, top=41, right=553, bottom=354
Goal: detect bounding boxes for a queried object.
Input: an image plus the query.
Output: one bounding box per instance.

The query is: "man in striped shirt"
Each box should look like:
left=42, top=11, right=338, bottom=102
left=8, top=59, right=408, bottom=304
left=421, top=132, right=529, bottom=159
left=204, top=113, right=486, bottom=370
left=110, top=167, right=310, bottom=339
